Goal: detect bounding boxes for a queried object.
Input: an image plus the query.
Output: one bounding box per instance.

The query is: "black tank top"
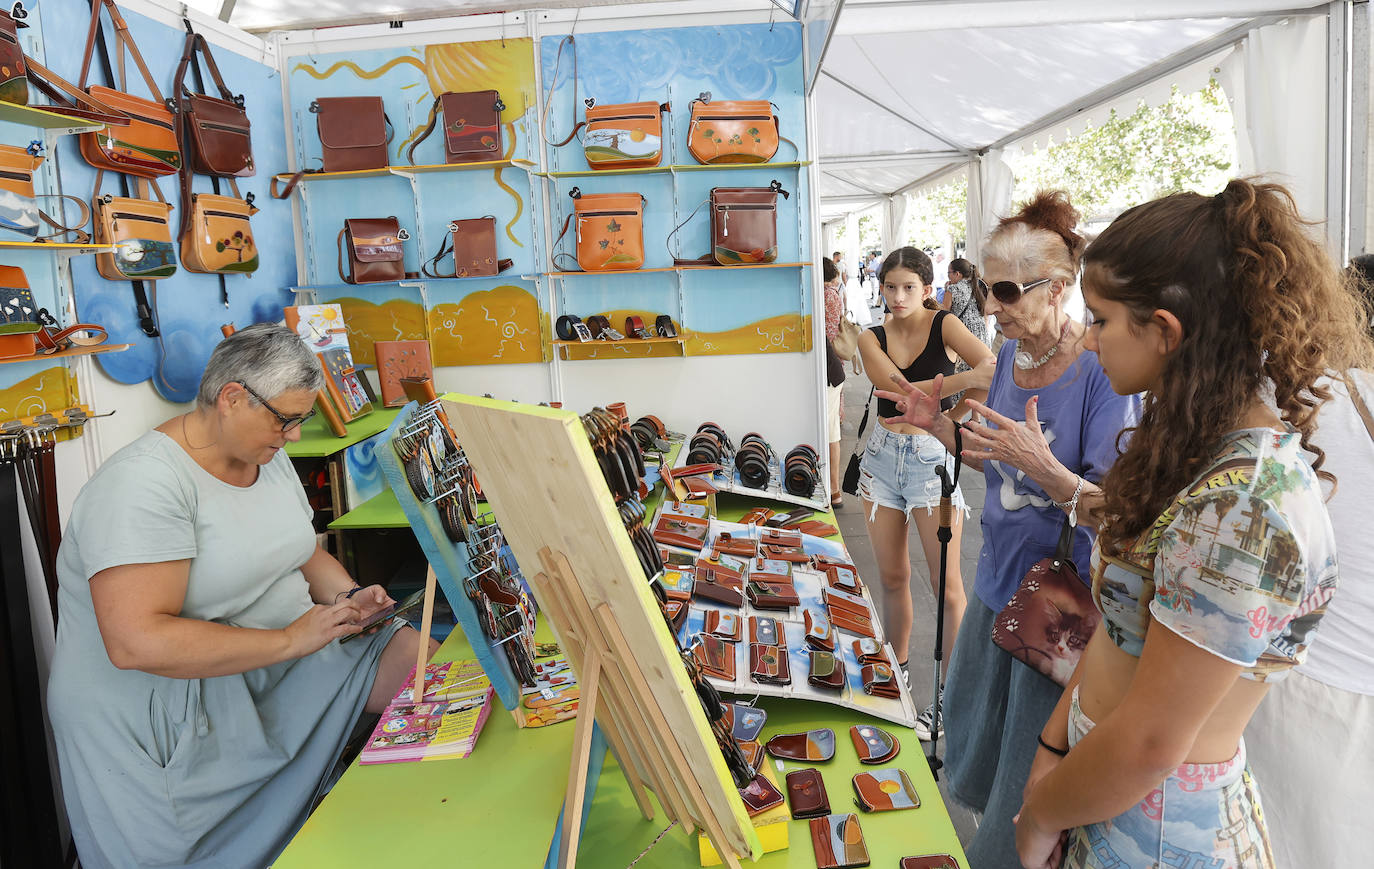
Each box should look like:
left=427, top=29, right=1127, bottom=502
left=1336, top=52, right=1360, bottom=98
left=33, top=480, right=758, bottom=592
left=873, top=310, right=956, bottom=418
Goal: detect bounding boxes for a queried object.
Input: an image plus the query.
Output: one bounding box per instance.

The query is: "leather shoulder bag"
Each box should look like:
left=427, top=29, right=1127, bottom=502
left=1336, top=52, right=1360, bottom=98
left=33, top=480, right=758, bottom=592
left=92, top=173, right=176, bottom=281
left=338, top=216, right=408, bottom=284
left=552, top=188, right=646, bottom=272
left=422, top=216, right=513, bottom=279
left=77, top=0, right=180, bottom=178
left=172, top=31, right=253, bottom=177
left=0, top=267, right=40, bottom=359
left=313, top=96, right=391, bottom=172
left=0, top=8, right=27, bottom=106
left=406, top=90, right=504, bottom=165
left=180, top=190, right=258, bottom=275
left=710, top=181, right=786, bottom=265
left=542, top=36, right=669, bottom=171
left=0, top=143, right=91, bottom=242
left=688, top=93, right=781, bottom=165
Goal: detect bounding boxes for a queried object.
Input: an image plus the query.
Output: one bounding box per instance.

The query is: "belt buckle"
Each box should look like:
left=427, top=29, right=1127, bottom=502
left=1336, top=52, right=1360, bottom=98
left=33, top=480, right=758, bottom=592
left=572, top=322, right=593, bottom=342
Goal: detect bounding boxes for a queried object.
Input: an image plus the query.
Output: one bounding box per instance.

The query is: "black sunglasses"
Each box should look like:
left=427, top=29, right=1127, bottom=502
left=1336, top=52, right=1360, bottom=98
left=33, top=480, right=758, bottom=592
left=989, top=277, right=1052, bottom=305
left=235, top=380, right=316, bottom=432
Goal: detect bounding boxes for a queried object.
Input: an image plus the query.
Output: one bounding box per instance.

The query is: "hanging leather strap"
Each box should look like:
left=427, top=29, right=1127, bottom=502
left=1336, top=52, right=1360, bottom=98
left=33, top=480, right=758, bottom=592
left=405, top=94, right=443, bottom=166
left=541, top=35, right=585, bottom=147
left=337, top=227, right=354, bottom=285
left=175, top=18, right=231, bottom=309
left=173, top=31, right=235, bottom=103
left=79, top=0, right=165, bottom=102
left=550, top=211, right=582, bottom=272
left=667, top=197, right=713, bottom=266
left=23, top=57, right=128, bottom=126
left=93, top=168, right=159, bottom=338
left=35, top=322, right=107, bottom=354
left=270, top=170, right=320, bottom=200
left=34, top=196, right=92, bottom=244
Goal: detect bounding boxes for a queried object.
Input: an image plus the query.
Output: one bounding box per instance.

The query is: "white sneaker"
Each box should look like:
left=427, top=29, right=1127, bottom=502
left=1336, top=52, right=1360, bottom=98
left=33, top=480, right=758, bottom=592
left=913, top=687, right=945, bottom=741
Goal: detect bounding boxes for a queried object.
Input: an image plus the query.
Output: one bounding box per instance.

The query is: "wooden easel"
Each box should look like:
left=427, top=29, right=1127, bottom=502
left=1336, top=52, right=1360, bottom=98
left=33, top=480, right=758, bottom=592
left=444, top=396, right=759, bottom=868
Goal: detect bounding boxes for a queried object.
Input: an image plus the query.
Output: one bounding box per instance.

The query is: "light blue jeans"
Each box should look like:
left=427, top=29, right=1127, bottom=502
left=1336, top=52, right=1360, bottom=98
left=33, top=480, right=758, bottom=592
left=857, top=425, right=966, bottom=522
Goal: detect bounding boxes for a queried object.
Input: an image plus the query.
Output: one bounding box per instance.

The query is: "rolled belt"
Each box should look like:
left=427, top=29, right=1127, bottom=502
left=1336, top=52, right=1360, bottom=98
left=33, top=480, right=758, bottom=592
left=36, top=323, right=108, bottom=355
left=655, top=314, right=677, bottom=338
left=555, top=314, right=583, bottom=341
left=625, top=315, right=650, bottom=339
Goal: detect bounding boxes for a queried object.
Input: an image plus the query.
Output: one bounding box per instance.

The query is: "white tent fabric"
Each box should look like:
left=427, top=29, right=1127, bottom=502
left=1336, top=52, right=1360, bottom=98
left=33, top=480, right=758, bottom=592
left=965, top=149, right=1015, bottom=267
left=881, top=193, right=910, bottom=255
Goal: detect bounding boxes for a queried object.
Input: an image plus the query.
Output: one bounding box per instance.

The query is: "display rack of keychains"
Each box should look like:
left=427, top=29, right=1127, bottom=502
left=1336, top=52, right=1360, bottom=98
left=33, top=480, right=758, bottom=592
left=374, top=397, right=538, bottom=718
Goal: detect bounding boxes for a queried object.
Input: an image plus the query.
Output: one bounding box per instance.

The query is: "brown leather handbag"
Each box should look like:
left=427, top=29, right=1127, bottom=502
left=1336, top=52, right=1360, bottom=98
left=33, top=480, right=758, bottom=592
left=337, top=217, right=408, bottom=284
left=172, top=31, right=253, bottom=177
left=77, top=0, right=181, bottom=179
left=688, top=94, right=781, bottom=165
left=405, top=90, right=504, bottom=165
left=93, top=180, right=177, bottom=281
left=0, top=8, right=27, bottom=106
left=180, top=191, right=258, bottom=275
left=313, top=97, right=391, bottom=172
left=422, top=216, right=513, bottom=278
left=710, top=182, right=787, bottom=264
left=553, top=189, right=646, bottom=272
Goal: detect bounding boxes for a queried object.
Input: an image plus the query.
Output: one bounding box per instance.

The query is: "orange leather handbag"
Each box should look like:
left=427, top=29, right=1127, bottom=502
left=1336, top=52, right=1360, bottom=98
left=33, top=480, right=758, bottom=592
left=542, top=38, right=669, bottom=171
left=180, top=190, right=258, bottom=275
left=554, top=189, right=646, bottom=272
left=687, top=94, right=780, bottom=165
left=93, top=174, right=177, bottom=281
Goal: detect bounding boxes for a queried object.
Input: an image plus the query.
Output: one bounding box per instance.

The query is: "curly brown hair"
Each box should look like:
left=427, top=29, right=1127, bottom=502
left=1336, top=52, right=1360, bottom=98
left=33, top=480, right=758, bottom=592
left=1085, top=178, right=1374, bottom=555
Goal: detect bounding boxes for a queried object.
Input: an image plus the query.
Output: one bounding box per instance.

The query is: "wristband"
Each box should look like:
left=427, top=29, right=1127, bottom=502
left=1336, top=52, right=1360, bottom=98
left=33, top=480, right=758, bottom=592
left=1037, top=734, right=1068, bottom=757
left=333, top=585, right=362, bottom=604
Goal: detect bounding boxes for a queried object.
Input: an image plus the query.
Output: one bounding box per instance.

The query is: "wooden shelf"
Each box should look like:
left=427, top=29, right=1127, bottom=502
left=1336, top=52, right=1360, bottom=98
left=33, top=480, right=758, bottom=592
left=552, top=336, right=683, bottom=347
left=0, top=241, right=114, bottom=253
left=289, top=273, right=535, bottom=293
left=545, top=261, right=808, bottom=278
left=272, top=158, right=534, bottom=184
left=554, top=336, right=685, bottom=359
left=286, top=407, right=402, bottom=458
left=542, top=160, right=810, bottom=179
left=0, top=342, right=130, bottom=365
left=0, top=102, right=105, bottom=134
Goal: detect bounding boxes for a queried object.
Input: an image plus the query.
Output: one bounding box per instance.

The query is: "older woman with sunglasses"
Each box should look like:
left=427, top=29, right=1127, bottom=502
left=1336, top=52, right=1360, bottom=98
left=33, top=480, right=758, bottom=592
left=48, top=324, right=437, bottom=869
left=880, top=192, right=1139, bottom=867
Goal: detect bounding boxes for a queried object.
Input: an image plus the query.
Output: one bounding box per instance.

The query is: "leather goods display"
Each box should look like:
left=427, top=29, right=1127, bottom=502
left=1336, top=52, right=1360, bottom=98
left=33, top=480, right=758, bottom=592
left=804, top=608, right=836, bottom=652
left=748, top=642, right=790, bottom=685
left=687, top=94, right=780, bottom=165
left=172, top=31, right=253, bottom=177
left=78, top=0, right=181, bottom=178
left=374, top=339, right=434, bottom=407
left=861, top=663, right=901, bottom=699
left=807, top=649, right=844, bottom=690
left=992, top=516, right=1099, bottom=687
left=179, top=191, right=258, bottom=274
left=422, top=216, right=513, bottom=278
left=652, top=510, right=709, bottom=550
left=703, top=609, right=741, bottom=642
left=735, top=433, right=771, bottom=488
left=722, top=702, right=767, bottom=742
left=808, top=813, right=870, bottom=869
left=692, top=633, right=735, bottom=681
left=746, top=579, right=798, bottom=611
left=852, top=768, right=920, bottom=812
left=0, top=9, right=27, bottom=106
left=899, top=856, right=962, bottom=869
left=738, top=772, right=784, bottom=817
left=849, top=724, right=900, bottom=764
left=764, top=728, right=835, bottom=762
left=312, top=96, right=391, bottom=172
left=337, top=217, right=408, bottom=284
left=709, top=182, right=786, bottom=265
left=406, top=90, right=504, bottom=165
left=93, top=190, right=177, bottom=280
left=784, top=443, right=820, bottom=497
left=785, top=768, right=830, bottom=820
left=851, top=638, right=890, bottom=667
left=747, top=615, right=782, bottom=646
left=0, top=271, right=40, bottom=360
left=714, top=532, right=758, bottom=558
left=557, top=189, right=645, bottom=272
left=0, top=144, right=90, bottom=242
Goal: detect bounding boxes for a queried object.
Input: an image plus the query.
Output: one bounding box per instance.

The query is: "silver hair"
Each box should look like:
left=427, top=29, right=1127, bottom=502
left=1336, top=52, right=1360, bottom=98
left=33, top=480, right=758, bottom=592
left=982, top=221, right=1083, bottom=288
left=196, top=323, right=323, bottom=408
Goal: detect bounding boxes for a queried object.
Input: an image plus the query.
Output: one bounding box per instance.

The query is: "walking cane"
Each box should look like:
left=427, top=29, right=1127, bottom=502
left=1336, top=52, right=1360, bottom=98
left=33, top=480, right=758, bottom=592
left=926, top=424, right=962, bottom=779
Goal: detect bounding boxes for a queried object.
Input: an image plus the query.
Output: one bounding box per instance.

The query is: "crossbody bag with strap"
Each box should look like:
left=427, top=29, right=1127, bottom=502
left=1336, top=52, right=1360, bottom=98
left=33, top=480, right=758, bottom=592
left=421, top=216, right=512, bottom=279
left=0, top=142, right=90, bottom=243
left=541, top=36, right=669, bottom=171
left=406, top=90, right=504, bottom=165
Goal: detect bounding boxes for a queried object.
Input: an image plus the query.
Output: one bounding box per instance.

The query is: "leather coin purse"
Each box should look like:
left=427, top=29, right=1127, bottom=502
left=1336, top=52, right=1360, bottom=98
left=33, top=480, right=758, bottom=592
left=750, top=557, right=792, bottom=583
left=723, top=702, right=768, bottom=742
left=807, top=650, right=845, bottom=690
left=693, top=634, right=736, bottom=681
left=737, top=739, right=764, bottom=772
left=825, top=562, right=863, bottom=593
left=849, top=724, right=900, bottom=764
left=762, top=543, right=809, bottom=563
left=738, top=771, right=784, bottom=816
left=851, top=638, right=890, bottom=667
left=748, top=615, right=783, bottom=646
left=749, top=643, right=791, bottom=685
left=714, top=532, right=758, bottom=558
left=694, top=577, right=744, bottom=608
left=861, top=663, right=901, bottom=699
left=785, top=768, right=830, bottom=820
left=808, top=813, right=870, bottom=869
left=659, top=569, right=694, bottom=602
left=804, top=608, right=837, bottom=651
left=652, top=511, right=709, bottom=549
left=704, top=609, right=741, bottom=642
left=852, top=768, right=920, bottom=812
left=747, top=579, right=799, bottom=611
left=761, top=528, right=802, bottom=548
left=900, top=856, right=962, bottom=869
left=764, top=728, right=835, bottom=762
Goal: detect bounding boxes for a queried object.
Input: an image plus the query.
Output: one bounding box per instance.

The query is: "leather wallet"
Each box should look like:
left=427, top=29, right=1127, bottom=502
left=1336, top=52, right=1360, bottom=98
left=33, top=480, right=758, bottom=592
left=825, top=588, right=877, bottom=638
left=750, top=557, right=792, bottom=583
left=766, top=507, right=813, bottom=527
left=749, top=642, right=791, bottom=685
left=899, top=856, right=961, bottom=869
left=748, top=616, right=784, bottom=646
left=660, top=569, right=694, bottom=601
left=851, top=638, right=890, bottom=666
left=852, top=768, right=920, bottom=812
left=704, top=609, right=741, bottom=642
left=723, top=702, right=768, bottom=742
left=861, top=663, right=901, bottom=699
left=694, top=577, right=743, bottom=608
left=693, top=634, right=736, bottom=681
left=737, top=739, right=764, bottom=772
left=698, top=553, right=746, bottom=584
left=747, top=579, right=799, bottom=610
left=764, top=728, right=836, bottom=762
left=714, top=532, right=759, bottom=557
left=825, top=563, right=863, bottom=593
left=664, top=600, right=688, bottom=634
left=739, top=771, right=785, bottom=816
left=762, top=543, right=810, bottom=563
left=741, top=507, right=774, bottom=525
left=660, top=548, right=698, bottom=571
left=761, top=528, right=802, bottom=548
left=652, top=512, right=710, bottom=549
left=785, top=768, right=830, bottom=819
left=849, top=724, right=901, bottom=764
left=807, top=650, right=845, bottom=690
left=804, top=608, right=837, bottom=651
left=809, top=813, right=870, bottom=869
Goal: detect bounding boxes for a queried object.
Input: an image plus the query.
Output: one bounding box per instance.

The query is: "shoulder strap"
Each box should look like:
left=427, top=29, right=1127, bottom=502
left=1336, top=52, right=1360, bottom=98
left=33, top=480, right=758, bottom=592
left=24, top=57, right=128, bottom=125
left=34, top=196, right=92, bottom=244
left=337, top=227, right=354, bottom=284
left=541, top=35, right=585, bottom=148
left=422, top=232, right=456, bottom=279
left=405, top=95, right=443, bottom=166
left=80, top=0, right=165, bottom=103
left=851, top=387, right=875, bottom=454
left=871, top=325, right=887, bottom=353
left=666, top=197, right=710, bottom=265
left=1345, top=372, right=1374, bottom=443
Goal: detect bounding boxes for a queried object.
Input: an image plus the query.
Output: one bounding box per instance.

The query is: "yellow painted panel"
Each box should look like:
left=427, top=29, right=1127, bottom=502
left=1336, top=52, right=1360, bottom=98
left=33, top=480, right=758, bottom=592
left=330, top=297, right=429, bottom=366
left=0, top=366, right=81, bottom=439
left=685, top=313, right=812, bottom=356
left=428, top=285, right=546, bottom=366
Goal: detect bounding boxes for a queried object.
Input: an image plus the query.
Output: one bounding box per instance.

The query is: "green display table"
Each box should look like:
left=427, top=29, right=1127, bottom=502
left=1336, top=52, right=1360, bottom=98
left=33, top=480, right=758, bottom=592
left=286, top=408, right=402, bottom=458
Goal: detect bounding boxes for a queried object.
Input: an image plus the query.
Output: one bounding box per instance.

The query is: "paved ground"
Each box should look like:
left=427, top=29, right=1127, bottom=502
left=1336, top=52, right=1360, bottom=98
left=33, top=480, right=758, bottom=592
left=831, top=304, right=983, bottom=846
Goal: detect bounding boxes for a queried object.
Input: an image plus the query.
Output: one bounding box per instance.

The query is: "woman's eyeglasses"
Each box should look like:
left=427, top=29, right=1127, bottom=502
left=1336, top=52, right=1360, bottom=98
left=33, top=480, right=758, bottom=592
left=235, top=380, right=316, bottom=432
left=989, top=277, right=1052, bottom=305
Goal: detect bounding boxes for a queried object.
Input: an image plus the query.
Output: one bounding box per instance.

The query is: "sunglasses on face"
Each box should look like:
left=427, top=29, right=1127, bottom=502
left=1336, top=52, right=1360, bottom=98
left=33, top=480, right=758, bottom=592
left=989, top=277, right=1052, bottom=305
left=235, top=380, right=316, bottom=433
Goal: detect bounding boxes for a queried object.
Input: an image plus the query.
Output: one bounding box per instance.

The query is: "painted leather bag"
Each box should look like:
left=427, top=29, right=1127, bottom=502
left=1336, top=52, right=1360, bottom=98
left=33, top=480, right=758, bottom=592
left=582, top=101, right=669, bottom=170
left=0, top=144, right=91, bottom=242
left=687, top=94, right=780, bottom=165
left=0, top=8, right=28, bottom=106
left=180, top=191, right=258, bottom=275
left=94, top=192, right=177, bottom=281
left=173, top=32, right=253, bottom=177
left=710, top=181, right=787, bottom=265
left=421, top=216, right=513, bottom=279
left=406, top=90, right=504, bottom=165
left=313, top=97, right=391, bottom=172
left=77, top=0, right=181, bottom=178
left=555, top=190, right=645, bottom=272
left=0, top=268, right=40, bottom=359
left=337, top=216, right=408, bottom=284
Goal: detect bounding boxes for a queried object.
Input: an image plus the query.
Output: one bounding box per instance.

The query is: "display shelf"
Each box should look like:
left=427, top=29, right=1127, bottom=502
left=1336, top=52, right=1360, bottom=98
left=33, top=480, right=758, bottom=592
left=554, top=336, right=685, bottom=360
left=0, top=102, right=105, bottom=134
left=289, top=272, right=535, bottom=294
left=545, top=261, right=808, bottom=278
left=286, top=407, right=401, bottom=458
left=0, top=342, right=131, bottom=366
left=541, top=160, right=810, bottom=179
left=272, top=158, right=534, bottom=185
left=0, top=241, right=114, bottom=253
left=328, top=488, right=406, bottom=530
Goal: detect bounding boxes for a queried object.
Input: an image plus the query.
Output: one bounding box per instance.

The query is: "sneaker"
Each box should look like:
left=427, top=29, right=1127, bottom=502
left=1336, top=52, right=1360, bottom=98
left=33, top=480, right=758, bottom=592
left=913, top=687, right=945, bottom=742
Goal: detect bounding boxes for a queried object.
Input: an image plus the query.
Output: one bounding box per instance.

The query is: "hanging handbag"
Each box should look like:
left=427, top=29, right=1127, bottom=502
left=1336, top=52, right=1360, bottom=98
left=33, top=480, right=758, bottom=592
left=77, top=0, right=181, bottom=178
left=93, top=175, right=177, bottom=281
left=991, top=517, right=1100, bottom=687
left=710, top=182, right=786, bottom=265
left=841, top=387, right=873, bottom=496
left=172, top=31, right=253, bottom=177
left=179, top=191, right=258, bottom=275
left=0, top=7, right=28, bottom=106
left=0, top=268, right=40, bottom=359
left=421, top=216, right=513, bottom=278
left=832, top=312, right=864, bottom=374
left=313, top=96, right=391, bottom=172
left=0, top=143, right=91, bottom=242
left=337, top=217, right=408, bottom=284
left=406, top=90, right=504, bottom=165
left=687, top=93, right=781, bottom=165
left=552, top=188, right=645, bottom=272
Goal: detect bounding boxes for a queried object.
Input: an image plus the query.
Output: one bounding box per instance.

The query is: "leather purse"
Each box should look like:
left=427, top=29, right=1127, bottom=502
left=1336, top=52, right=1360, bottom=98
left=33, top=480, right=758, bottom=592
left=710, top=182, right=786, bottom=265
left=0, top=144, right=90, bottom=242
left=703, top=609, right=741, bottom=642
left=764, top=729, right=835, bottom=762
left=747, top=579, right=798, bottom=611
left=0, top=9, right=27, bottom=106
left=179, top=192, right=258, bottom=274
left=852, top=769, right=920, bottom=812
left=747, top=615, right=782, bottom=646
left=824, top=562, right=863, bottom=594
left=760, top=528, right=801, bottom=548
left=851, top=638, right=890, bottom=667
left=581, top=101, right=669, bottom=169
left=713, top=532, right=758, bottom=558
left=738, top=772, right=784, bottom=817
left=849, top=725, right=900, bottom=764
left=807, top=650, right=844, bottom=690
left=687, top=94, right=781, bottom=164
left=825, top=587, right=877, bottom=638
left=0, top=271, right=39, bottom=359
left=785, top=769, right=830, bottom=820
left=556, top=190, right=646, bottom=272
left=748, top=642, right=790, bottom=685
left=808, top=813, right=870, bottom=869
left=406, top=90, right=504, bottom=165
left=78, top=0, right=181, bottom=179
left=992, top=517, right=1100, bottom=687
left=804, top=608, right=836, bottom=652
left=173, top=32, right=253, bottom=177
left=313, top=97, right=391, bottom=172
left=652, top=511, right=709, bottom=550
left=860, top=663, right=901, bottom=699
left=93, top=190, right=177, bottom=280
left=900, top=856, right=962, bottom=869
left=422, top=216, right=513, bottom=279
left=693, top=577, right=743, bottom=608
left=691, top=633, right=735, bottom=681
left=750, top=557, right=792, bottom=583
left=736, top=739, right=764, bottom=773
left=337, top=217, right=408, bottom=284
left=723, top=702, right=767, bottom=742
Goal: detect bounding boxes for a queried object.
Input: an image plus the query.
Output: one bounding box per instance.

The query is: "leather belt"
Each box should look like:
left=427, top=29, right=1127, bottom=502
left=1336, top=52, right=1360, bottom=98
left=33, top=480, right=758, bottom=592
left=555, top=314, right=582, bottom=341
left=625, top=315, right=650, bottom=339
left=655, top=314, right=677, bottom=338
left=35, top=323, right=108, bottom=355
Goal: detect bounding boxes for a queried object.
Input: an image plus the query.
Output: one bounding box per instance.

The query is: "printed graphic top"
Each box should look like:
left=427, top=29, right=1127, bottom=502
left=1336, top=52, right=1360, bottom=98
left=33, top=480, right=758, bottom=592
left=1091, top=428, right=1339, bottom=682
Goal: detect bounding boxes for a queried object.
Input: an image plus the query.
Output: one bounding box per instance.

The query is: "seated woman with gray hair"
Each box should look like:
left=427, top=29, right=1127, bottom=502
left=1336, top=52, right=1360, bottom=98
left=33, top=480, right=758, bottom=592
left=47, top=324, right=437, bottom=868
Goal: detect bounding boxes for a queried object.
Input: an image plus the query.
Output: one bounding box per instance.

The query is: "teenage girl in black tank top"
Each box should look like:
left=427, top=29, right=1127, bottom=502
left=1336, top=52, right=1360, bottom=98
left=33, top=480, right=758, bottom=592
left=855, top=247, right=996, bottom=730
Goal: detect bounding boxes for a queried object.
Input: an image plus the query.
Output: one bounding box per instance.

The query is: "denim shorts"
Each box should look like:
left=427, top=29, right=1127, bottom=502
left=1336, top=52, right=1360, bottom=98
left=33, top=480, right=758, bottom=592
left=857, top=425, right=966, bottom=521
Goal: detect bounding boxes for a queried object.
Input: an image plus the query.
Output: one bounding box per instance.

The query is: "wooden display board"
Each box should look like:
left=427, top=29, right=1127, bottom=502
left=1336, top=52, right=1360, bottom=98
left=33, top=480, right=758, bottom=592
left=444, top=395, right=760, bottom=868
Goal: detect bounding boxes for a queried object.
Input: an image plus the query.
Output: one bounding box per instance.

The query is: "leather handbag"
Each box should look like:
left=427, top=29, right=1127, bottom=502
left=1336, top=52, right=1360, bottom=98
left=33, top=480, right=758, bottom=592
left=337, top=217, right=408, bottom=284
left=852, top=769, right=920, bottom=812
left=738, top=772, right=784, bottom=817
left=78, top=0, right=181, bottom=179
left=0, top=8, right=27, bottom=106
left=841, top=388, right=874, bottom=496
left=313, top=97, right=391, bottom=172
left=0, top=269, right=40, bottom=359
left=93, top=186, right=177, bottom=281
left=581, top=101, right=669, bottom=169
left=764, top=729, right=836, bottom=762
left=0, top=144, right=90, bottom=242
left=172, top=31, right=253, bottom=177
left=179, top=191, right=258, bottom=275
left=406, top=90, right=504, bottom=165
left=832, top=312, right=864, bottom=374
left=710, top=182, right=786, bottom=265
left=554, top=189, right=646, bottom=272
left=687, top=93, right=781, bottom=164
left=422, top=216, right=513, bottom=278
left=991, top=517, right=1100, bottom=687
left=849, top=724, right=900, bottom=764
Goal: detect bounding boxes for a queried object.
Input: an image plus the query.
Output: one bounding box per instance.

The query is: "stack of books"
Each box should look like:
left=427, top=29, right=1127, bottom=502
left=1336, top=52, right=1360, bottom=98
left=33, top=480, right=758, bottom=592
left=359, top=660, right=495, bottom=764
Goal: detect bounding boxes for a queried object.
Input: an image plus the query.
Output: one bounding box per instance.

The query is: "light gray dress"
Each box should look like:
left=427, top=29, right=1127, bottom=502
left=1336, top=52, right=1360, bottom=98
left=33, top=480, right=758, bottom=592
left=47, top=431, right=401, bottom=868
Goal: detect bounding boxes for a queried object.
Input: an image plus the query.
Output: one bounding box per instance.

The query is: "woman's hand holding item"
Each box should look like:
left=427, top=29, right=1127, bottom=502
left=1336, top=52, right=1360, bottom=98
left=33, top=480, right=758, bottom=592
left=284, top=599, right=364, bottom=657
left=348, top=584, right=395, bottom=624
left=1014, top=803, right=1067, bottom=869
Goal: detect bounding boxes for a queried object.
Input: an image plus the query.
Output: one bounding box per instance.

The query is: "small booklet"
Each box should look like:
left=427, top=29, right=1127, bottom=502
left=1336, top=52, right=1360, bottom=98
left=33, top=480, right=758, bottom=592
left=359, top=660, right=494, bottom=764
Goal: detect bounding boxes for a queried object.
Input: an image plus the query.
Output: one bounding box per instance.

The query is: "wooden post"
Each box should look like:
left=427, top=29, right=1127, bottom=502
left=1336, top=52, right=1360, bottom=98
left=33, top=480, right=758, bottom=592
left=412, top=564, right=437, bottom=703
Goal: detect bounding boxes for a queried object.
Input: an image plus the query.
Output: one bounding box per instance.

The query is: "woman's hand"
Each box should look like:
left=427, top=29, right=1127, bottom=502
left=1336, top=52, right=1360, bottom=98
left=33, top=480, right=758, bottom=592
left=961, top=395, right=1059, bottom=478
left=876, top=373, right=949, bottom=433
left=1014, top=802, right=1068, bottom=869
left=284, top=600, right=363, bottom=658
left=968, top=354, right=997, bottom=391
left=349, top=584, right=395, bottom=624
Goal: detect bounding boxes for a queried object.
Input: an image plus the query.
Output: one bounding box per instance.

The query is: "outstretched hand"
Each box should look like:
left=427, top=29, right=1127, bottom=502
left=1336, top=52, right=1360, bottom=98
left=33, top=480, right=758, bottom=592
left=875, top=373, right=947, bottom=432
left=960, top=394, right=1058, bottom=477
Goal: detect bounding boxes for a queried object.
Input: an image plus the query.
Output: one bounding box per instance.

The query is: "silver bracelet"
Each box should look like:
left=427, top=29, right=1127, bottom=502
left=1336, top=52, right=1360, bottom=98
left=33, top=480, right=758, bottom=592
left=1051, top=476, right=1086, bottom=527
